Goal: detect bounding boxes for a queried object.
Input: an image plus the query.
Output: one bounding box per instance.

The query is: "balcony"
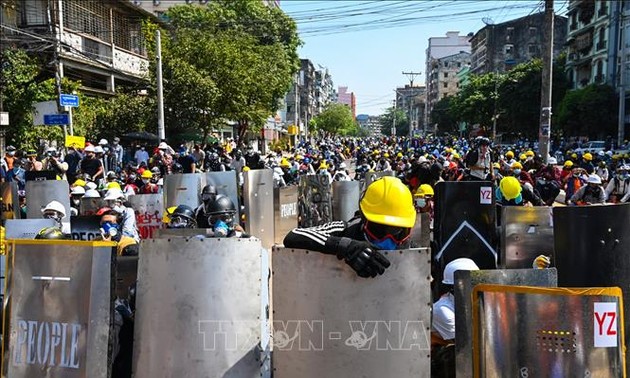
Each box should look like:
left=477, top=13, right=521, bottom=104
left=596, top=41, right=606, bottom=51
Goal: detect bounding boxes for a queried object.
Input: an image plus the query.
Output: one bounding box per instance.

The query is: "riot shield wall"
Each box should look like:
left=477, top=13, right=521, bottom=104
left=133, top=238, right=270, bottom=378
left=4, top=219, right=56, bottom=239
left=1, top=182, right=19, bottom=222
left=70, top=216, right=101, bottom=241
left=297, top=175, right=332, bottom=227
left=362, top=170, right=394, bottom=192
left=202, top=171, right=240, bottom=218
left=500, top=206, right=554, bottom=269
left=274, top=186, right=298, bottom=244
left=79, top=197, right=106, bottom=216
left=331, top=181, right=360, bottom=222
left=433, top=181, right=496, bottom=269
left=2, top=240, right=115, bottom=378
left=472, top=284, right=625, bottom=378
left=453, top=269, right=558, bottom=378
left=25, top=181, right=71, bottom=232
left=163, top=173, right=202, bottom=209
left=409, top=212, right=430, bottom=248
left=272, top=247, right=431, bottom=378
left=127, top=194, right=163, bottom=239
left=244, top=170, right=274, bottom=247
left=554, top=203, right=630, bottom=370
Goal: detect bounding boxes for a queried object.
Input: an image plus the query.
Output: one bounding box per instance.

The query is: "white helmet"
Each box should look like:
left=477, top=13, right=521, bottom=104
left=98, top=138, right=108, bottom=145
left=94, top=146, right=104, bottom=154
left=442, top=258, right=479, bottom=285
left=547, top=157, right=557, bottom=165
left=70, top=186, right=86, bottom=196
left=103, top=189, right=125, bottom=201
left=83, top=189, right=101, bottom=198
left=85, top=182, right=98, bottom=190
left=41, top=200, right=66, bottom=219
left=339, top=162, right=347, bottom=169
left=84, top=145, right=95, bottom=153
left=587, top=174, right=602, bottom=185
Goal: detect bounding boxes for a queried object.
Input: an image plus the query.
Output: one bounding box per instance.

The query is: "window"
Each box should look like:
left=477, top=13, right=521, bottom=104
left=506, top=27, right=514, bottom=42
left=444, top=72, right=449, bottom=78
left=528, top=44, right=539, bottom=54
left=529, top=27, right=537, bottom=36
left=596, top=60, right=603, bottom=76
left=21, top=0, right=47, bottom=26
left=504, top=44, right=514, bottom=55
left=457, top=62, right=462, bottom=68
left=443, top=82, right=448, bottom=89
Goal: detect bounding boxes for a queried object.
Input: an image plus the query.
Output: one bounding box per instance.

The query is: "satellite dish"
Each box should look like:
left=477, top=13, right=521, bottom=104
left=482, top=17, right=495, bottom=25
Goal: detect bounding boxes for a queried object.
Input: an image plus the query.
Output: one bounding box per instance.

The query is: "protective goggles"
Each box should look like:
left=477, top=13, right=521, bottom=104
left=363, top=220, right=411, bottom=245
left=201, top=193, right=216, bottom=202
left=169, top=215, right=195, bottom=228
left=208, top=213, right=235, bottom=226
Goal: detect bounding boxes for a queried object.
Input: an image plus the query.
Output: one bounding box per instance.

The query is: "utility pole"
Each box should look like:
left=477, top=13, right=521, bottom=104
left=402, top=71, right=421, bottom=138
left=492, top=69, right=499, bottom=141
left=48, top=0, right=66, bottom=141
left=156, top=30, right=165, bottom=141
left=538, top=0, right=554, bottom=163
left=618, top=4, right=627, bottom=147
left=392, top=99, right=397, bottom=137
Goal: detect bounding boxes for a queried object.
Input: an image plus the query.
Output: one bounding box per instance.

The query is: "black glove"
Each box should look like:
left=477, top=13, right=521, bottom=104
left=326, top=237, right=391, bottom=278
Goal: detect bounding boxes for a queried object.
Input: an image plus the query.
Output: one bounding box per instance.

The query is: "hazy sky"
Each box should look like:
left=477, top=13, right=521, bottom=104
left=281, top=0, right=569, bottom=116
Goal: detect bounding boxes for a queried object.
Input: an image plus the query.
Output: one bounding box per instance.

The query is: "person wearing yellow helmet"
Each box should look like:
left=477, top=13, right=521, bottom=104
left=139, top=170, right=159, bottom=194
left=414, top=183, right=435, bottom=213
left=496, top=176, right=544, bottom=206
left=581, top=152, right=595, bottom=175
left=283, top=177, right=416, bottom=278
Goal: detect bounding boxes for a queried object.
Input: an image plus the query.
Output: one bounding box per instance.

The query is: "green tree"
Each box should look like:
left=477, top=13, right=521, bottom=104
left=147, top=1, right=300, bottom=144
left=431, top=96, right=458, bottom=134
left=310, top=103, right=356, bottom=137
left=556, top=84, right=618, bottom=138
left=379, top=107, right=408, bottom=137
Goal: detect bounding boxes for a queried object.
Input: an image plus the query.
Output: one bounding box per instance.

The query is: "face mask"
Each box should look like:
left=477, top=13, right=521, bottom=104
left=514, top=169, right=522, bottom=175
left=213, top=219, right=230, bottom=237
left=142, top=179, right=150, bottom=184
left=71, top=198, right=81, bottom=206
left=416, top=199, right=426, bottom=208
left=493, top=169, right=500, bottom=176
left=112, top=204, right=125, bottom=214
left=159, top=150, right=165, bottom=156
left=100, top=221, right=119, bottom=238
left=8, top=152, right=15, bottom=156
left=43, top=212, right=62, bottom=223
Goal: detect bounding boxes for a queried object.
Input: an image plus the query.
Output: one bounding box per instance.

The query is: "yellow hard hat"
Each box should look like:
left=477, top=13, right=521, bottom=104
left=571, top=153, right=578, bottom=159
left=499, top=176, right=522, bottom=200
left=360, top=177, right=416, bottom=228
left=492, top=162, right=501, bottom=169
left=73, top=179, right=86, bottom=187
left=525, top=150, right=534, bottom=157
left=243, top=166, right=251, bottom=172
left=280, top=158, right=290, bottom=168
left=319, top=161, right=328, bottom=169
left=106, top=182, right=121, bottom=191
left=451, top=152, right=460, bottom=159
left=141, top=170, right=153, bottom=179
left=372, top=150, right=380, bottom=155
left=583, top=152, right=593, bottom=161
left=511, top=162, right=523, bottom=170
left=397, top=152, right=403, bottom=158
left=564, top=160, right=574, bottom=168
left=519, top=154, right=527, bottom=161
left=418, top=184, right=434, bottom=197
left=162, top=206, right=177, bottom=224
left=506, top=151, right=514, bottom=158
left=295, top=155, right=303, bottom=160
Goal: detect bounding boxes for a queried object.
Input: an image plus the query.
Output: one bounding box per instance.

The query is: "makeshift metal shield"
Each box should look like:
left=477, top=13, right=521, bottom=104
left=433, top=181, right=497, bottom=270
left=243, top=169, right=274, bottom=248
left=500, top=206, right=554, bottom=269
left=202, top=171, right=240, bottom=218
left=274, top=186, right=298, bottom=245
left=79, top=198, right=106, bottom=216
left=2, top=240, right=115, bottom=378
left=133, top=238, right=270, bottom=378
left=127, top=194, right=163, bottom=239
left=472, top=285, right=625, bottom=378
left=70, top=216, right=101, bottom=241
left=297, top=175, right=332, bottom=228
left=1, top=182, right=19, bottom=221
left=272, top=247, right=431, bottom=378
left=163, top=173, right=202, bottom=210
left=331, top=181, right=360, bottom=222
left=453, top=268, right=558, bottom=378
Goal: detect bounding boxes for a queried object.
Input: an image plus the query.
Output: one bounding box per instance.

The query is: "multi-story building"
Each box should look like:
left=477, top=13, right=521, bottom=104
left=565, top=0, right=616, bottom=89
left=284, top=59, right=317, bottom=136
left=426, top=51, right=470, bottom=128
left=395, top=85, right=426, bottom=134
left=314, top=68, right=334, bottom=115
left=470, top=12, right=567, bottom=75
left=1, top=0, right=153, bottom=95
left=357, top=114, right=382, bottom=137
left=425, top=31, right=471, bottom=132
left=336, top=86, right=356, bottom=119
left=132, top=0, right=279, bottom=18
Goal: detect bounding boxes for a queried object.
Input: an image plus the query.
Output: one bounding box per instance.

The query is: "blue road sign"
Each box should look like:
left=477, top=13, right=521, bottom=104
left=44, top=114, right=70, bottom=125
left=60, top=94, right=79, bottom=107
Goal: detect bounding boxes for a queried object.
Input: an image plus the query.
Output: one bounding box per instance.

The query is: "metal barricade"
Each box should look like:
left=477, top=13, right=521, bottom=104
left=202, top=171, right=240, bottom=219
left=25, top=180, right=71, bottom=232
left=244, top=169, right=274, bottom=248
left=133, top=238, right=270, bottom=378
left=1, top=182, right=19, bottom=221
left=4, top=219, right=57, bottom=240
left=362, top=170, right=394, bottom=192
left=272, top=246, right=431, bottom=378
left=2, top=239, right=115, bottom=378
left=297, top=175, right=332, bottom=227
left=472, top=284, right=625, bottom=378
left=433, top=181, right=497, bottom=270
left=127, top=194, right=163, bottom=239
left=500, top=206, right=554, bottom=269
left=409, top=212, right=431, bottom=249
left=163, top=173, right=202, bottom=210
left=331, top=181, right=360, bottom=222
left=453, top=269, right=558, bottom=378
left=274, top=186, right=298, bottom=245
